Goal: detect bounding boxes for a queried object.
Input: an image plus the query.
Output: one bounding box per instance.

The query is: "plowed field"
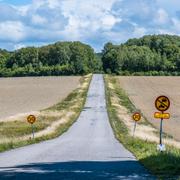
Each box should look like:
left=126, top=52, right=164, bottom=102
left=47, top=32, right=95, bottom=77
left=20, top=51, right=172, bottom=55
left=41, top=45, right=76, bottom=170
left=118, top=76, right=180, bottom=141
left=0, top=76, right=80, bottom=120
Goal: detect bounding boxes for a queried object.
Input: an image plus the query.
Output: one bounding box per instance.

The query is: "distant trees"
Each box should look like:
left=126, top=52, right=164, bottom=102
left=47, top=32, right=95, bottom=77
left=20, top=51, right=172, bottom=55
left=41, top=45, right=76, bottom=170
left=0, top=41, right=102, bottom=77
left=102, top=35, right=180, bottom=75
left=1, top=35, right=180, bottom=77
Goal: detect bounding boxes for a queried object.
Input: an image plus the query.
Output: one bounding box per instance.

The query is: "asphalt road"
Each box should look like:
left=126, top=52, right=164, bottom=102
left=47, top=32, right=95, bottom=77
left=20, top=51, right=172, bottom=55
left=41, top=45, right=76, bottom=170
left=0, top=74, right=155, bottom=180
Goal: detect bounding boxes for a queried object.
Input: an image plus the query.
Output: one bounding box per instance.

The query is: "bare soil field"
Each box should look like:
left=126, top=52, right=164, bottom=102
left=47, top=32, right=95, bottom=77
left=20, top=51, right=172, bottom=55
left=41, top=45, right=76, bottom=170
left=118, top=76, right=180, bottom=141
left=0, top=76, right=80, bottom=120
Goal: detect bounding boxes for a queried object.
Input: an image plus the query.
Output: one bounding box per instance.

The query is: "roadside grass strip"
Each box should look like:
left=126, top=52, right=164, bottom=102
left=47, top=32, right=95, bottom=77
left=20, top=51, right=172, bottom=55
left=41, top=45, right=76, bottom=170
left=104, top=75, right=180, bottom=179
left=0, top=74, right=92, bottom=152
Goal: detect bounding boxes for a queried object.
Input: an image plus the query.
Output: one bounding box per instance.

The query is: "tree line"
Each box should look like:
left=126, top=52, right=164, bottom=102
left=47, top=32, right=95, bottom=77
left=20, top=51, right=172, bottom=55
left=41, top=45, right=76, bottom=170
left=102, top=34, right=180, bottom=75
left=1, top=35, right=180, bottom=76
left=0, top=41, right=102, bottom=77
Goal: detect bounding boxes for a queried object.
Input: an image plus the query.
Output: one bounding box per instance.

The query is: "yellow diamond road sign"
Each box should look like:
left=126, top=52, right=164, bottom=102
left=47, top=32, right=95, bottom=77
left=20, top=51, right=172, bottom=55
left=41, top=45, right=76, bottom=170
left=154, top=112, right=170, bottom=119
left=155, top=96, right=170, bottom=112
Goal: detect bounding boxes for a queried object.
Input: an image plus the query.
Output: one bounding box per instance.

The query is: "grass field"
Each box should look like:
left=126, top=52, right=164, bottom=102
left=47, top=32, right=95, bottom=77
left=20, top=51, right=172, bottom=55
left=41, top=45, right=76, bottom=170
left=118, top=76, right=180, bottom=141
left=0, top=76, right=80, bottom=120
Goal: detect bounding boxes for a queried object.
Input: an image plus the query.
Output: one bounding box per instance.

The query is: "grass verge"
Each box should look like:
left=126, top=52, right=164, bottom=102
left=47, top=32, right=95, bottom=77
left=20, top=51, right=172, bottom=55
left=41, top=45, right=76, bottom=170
left=104, top=75, right=180, bottom=179
left=0, top=74, right=92, bottom=152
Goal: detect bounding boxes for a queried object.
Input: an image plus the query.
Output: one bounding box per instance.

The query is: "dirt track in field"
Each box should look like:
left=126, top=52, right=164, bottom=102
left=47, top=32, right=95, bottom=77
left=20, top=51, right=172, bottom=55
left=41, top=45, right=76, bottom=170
left=0, top=77, right=80, bottom=120
left=118, top=76, right=180, bottom=141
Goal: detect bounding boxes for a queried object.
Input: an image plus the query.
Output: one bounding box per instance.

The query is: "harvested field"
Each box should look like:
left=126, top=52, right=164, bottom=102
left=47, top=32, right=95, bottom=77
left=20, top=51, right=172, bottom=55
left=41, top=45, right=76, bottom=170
left=0, top=76, right=80, bottom=120
left=118, top=76, right=180, bottom=141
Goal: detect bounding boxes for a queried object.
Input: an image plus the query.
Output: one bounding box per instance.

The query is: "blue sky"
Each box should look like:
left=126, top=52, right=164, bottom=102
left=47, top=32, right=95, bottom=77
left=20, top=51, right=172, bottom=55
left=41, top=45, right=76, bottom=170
left=0, top=0, right=32, bottom=5
left=0, top=0, right=180, bottom=52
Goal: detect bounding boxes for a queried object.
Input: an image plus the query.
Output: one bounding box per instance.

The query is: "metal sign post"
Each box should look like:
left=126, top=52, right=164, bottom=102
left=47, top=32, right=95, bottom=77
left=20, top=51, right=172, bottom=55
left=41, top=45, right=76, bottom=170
left=32, top=124, right=35, bottom=139
left=158, top=117, right=166, bottom=152
left=154, top=96, right=170, bottom=152
left=159, top=117, right=163, bottom=146
left=133, top=121, right=137, bottom=137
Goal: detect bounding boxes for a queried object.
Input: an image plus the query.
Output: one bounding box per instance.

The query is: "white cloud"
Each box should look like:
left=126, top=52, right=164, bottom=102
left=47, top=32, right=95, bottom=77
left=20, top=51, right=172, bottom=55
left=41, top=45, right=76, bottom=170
left=31, top=14, right=47, bottom=25
left=172, top=18, right=180, bottom=34
left=0, top=0, right=179, bottom=51
left=157, top=0, right=180, bottom=15
left=155, top=9, right=171, bottom=25
left=14, top=43, right=26, bottom=50
left=0, top=21, right=26, bottom=42
left=102, top=15, right=120, bottom=30
left=133, top=26, right=147, bottom=37
left=14, top=4, right=30, bottom=16
left=59, top=0, right=119, bottom=42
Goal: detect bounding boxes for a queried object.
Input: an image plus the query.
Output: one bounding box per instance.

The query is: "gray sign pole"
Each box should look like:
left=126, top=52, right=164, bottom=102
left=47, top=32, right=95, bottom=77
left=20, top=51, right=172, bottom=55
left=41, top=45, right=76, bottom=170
left=160, top=118, right=163, bottom=145
left=32, top=124, right=35, bottom=139
left=133, top=121, right=137, bottom=137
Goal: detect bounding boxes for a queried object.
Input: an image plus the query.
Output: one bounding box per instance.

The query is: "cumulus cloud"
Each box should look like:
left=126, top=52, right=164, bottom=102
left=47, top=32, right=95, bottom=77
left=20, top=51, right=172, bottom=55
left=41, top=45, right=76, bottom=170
left=109, top=0, right=180, bottom=43
left=0, top=0, right=180, bottom=51
left=0, top=4, right=20, bottom=21
left=154, top=9, right=172, bottom=27
left=0, top=21, right=27, bottom=42
left=31, top=14, right=47, bottom=25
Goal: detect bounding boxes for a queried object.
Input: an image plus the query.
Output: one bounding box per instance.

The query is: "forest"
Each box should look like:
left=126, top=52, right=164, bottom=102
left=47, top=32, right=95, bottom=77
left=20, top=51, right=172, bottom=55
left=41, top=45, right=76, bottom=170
left=0, top=41, right=102, bottom=76
left=102, top=34, right=180, bottom=75
left=0, top=34, right=180, bottom=76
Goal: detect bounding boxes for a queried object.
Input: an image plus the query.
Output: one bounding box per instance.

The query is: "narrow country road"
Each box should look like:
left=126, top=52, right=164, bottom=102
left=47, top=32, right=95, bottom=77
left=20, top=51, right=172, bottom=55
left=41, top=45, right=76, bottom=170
left=0, top=74, right=155, bottom=179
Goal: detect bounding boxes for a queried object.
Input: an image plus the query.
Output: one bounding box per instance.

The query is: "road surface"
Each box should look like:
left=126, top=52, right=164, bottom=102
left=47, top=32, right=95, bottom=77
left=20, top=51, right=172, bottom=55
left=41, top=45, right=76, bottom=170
left=0, top=74, right=155, bottom=179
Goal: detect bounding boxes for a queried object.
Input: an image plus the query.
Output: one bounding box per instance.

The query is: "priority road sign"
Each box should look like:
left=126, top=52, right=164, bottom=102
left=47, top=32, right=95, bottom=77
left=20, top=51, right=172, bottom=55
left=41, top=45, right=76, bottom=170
left=132, top=112, right=141, bottom=122
left=27, top=115, right=36, bottom=124
left=154, top=112, right=170, bottom=119
left=155, top=96, right=170, bottom=112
